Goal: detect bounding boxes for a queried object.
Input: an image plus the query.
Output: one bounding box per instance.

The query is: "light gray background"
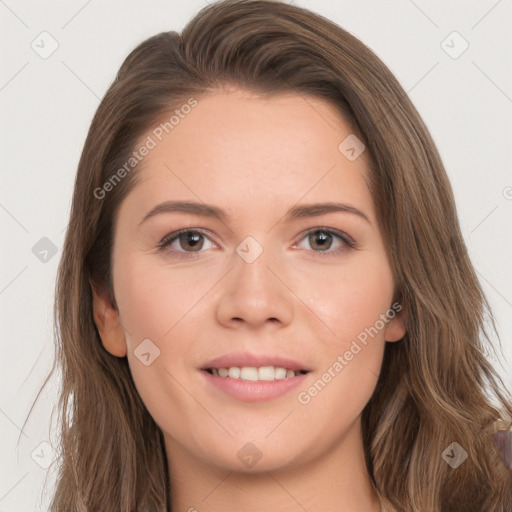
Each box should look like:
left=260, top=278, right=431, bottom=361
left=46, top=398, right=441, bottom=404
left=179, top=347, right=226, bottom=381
left=1, top=1, right=511, bottom=510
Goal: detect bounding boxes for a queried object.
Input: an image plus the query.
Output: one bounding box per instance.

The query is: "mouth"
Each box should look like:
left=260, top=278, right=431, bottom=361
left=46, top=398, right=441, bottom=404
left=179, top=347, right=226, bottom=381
left=199, top=352, right=312, bottom=402
left=203, top=366, right=310, bottom=381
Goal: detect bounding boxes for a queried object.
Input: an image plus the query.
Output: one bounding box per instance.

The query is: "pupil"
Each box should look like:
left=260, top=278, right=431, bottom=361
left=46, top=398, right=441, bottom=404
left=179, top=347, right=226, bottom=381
left=310, top=231, right=331, bottom=251
left=181, top=231, right=203, bottom=251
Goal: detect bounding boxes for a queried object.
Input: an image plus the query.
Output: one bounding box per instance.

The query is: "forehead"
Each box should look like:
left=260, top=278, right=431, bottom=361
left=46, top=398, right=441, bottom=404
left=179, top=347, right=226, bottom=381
left=119, top=90, right=374, bottom=225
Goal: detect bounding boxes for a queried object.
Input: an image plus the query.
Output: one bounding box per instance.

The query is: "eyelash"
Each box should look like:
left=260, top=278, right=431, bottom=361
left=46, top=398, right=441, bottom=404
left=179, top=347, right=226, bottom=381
left=157, top=227, right=358, bottom=259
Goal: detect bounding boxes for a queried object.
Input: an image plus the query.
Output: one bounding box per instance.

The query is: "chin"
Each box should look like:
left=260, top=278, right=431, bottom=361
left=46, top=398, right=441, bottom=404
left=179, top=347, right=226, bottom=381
left=189, top=432, right=303, bottom=473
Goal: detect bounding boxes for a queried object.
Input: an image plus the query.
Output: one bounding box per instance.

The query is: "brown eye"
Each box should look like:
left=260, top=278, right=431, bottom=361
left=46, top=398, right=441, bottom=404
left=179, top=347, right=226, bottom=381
left=308, top=230, right=333, bottom=251
left=177, top=231, right=204, bottom=252
left=294, top=227, right=357, bottom=256
left=158, top=229, right=216, bottom=256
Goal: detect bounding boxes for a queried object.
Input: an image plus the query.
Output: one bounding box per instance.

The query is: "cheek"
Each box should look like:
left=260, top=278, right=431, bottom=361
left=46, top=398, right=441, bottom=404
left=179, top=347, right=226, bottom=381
left=112, top=258, right=204, bottom=439
left=113, top=254, right=213, bottom=389
left=294, top=253, right=395, bottom=349
left=114, top=254, right=208, bottom=344
left=292, top=256, right=394, bottom=426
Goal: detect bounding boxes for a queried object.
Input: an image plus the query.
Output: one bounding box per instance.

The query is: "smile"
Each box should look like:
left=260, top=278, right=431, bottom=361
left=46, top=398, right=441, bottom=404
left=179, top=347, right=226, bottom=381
left=205, top=365, right=309, bottom=380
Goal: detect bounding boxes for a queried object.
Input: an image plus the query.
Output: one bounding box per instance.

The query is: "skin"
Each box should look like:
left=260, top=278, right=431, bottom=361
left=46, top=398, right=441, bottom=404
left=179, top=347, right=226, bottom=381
left=92, top=87, right=406, bottom=512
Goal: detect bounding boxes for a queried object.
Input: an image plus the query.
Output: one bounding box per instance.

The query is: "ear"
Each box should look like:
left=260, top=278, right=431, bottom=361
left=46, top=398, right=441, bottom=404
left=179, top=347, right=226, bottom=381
left=90, top=278, right=127, bottom=357
left=383, top=303, right=407, bottom=343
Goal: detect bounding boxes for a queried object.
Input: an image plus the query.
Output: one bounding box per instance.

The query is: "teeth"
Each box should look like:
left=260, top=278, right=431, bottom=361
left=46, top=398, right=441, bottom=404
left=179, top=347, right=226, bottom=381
left=274, top=367, right=287, bottom=379
left=241, top=367, right=258, bottom=381
left=258, top=366, right=274, bottom=381
left=209, top=365, right=305, bottom=380
left=228, top=367, right=240, bottom=378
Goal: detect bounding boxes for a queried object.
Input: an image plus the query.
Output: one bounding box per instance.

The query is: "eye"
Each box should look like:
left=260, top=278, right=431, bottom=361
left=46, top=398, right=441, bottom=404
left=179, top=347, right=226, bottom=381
left=157, top=226, right=357, bottom=259
left=157, top=229, right=217, bottom=257
left=293, top=227, right=357, bottom=256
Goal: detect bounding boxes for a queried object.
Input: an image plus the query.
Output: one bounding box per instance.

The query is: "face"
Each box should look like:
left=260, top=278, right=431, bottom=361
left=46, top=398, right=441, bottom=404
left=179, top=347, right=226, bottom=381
left=92, top=87, right=406, bottom=473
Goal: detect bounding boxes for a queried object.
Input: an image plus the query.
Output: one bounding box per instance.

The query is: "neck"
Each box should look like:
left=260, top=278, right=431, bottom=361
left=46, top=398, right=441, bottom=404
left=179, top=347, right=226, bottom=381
left=164, top=417, right=381, bottom=512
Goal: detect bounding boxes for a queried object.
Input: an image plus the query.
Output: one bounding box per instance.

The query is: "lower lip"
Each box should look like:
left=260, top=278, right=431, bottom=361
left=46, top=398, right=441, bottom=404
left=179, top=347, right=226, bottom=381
left=200, top=370, right=309, bottom=402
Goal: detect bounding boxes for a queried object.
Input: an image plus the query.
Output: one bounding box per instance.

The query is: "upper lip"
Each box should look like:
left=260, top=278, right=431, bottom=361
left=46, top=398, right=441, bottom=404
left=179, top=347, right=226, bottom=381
left=201, top=352, right=311, bottom=372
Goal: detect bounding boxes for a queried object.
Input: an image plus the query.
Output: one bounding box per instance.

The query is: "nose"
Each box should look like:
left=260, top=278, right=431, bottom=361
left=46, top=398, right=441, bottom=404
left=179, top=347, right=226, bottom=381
left=214, top=240, right=294, bottom=330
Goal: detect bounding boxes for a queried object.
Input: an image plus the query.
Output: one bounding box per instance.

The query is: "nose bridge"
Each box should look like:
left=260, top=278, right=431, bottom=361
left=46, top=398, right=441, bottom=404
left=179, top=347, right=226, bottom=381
left=233, top=233, right=278, bottom=302
left=215, top=233, right=294, bottom=327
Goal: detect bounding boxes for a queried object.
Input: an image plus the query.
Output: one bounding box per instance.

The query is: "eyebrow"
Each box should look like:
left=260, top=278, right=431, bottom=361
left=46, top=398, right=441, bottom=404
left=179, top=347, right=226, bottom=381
left=139, top=200, right=371, bottom=226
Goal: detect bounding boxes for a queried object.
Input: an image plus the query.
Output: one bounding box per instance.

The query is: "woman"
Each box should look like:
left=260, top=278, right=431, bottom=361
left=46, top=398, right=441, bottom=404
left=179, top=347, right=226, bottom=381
left=31, top=0, right=512, bottom=510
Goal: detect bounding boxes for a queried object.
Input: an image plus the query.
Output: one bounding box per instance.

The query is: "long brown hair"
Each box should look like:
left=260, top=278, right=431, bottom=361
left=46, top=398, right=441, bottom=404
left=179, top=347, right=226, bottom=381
left=25, top=0, right=512, bottom=510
